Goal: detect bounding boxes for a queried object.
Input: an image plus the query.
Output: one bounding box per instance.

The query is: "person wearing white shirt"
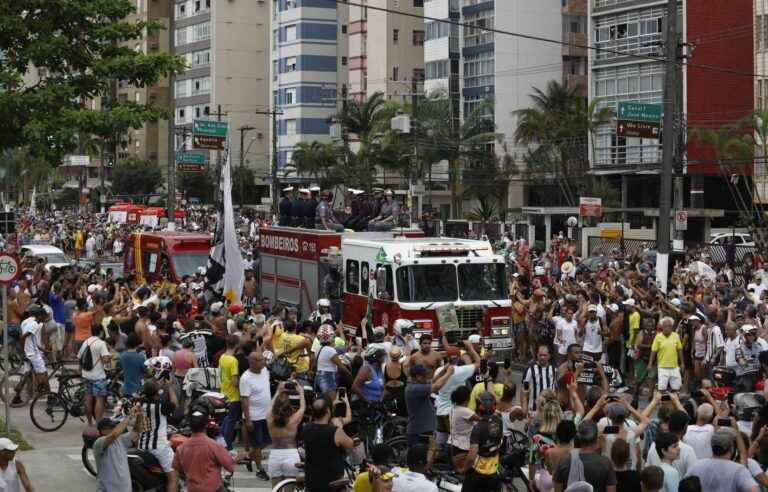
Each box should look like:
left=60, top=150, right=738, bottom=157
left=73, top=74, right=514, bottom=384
left=392, top=445, right=438, bottom=492
left=239, top=351, right=272, bottom=476
left=723, top=322, right=742, bottom=368
left=706, top=322, right=725, bottom=365
left=78, top=324, right=112, bottom=427
left=684, top=403, right=716, bottom=459
left=553, top=307, right=578, bottom=361
left=646, top=410, right=698, bottom=478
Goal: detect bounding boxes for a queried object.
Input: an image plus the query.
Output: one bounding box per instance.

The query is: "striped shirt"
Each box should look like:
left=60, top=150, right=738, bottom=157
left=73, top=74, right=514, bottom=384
left=523, top=363, right=556, bottom=411
left=705, top=324, right=724, bottom=364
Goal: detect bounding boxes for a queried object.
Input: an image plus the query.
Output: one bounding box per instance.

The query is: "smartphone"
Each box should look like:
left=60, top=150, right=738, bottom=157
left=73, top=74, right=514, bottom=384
left=604, top=425, right=620, bottom=435
left=717, top=418, right=731, bottom=427
left=333, top=402, right=346, bottom=418
left=661, top=393, right=671, bottom=402
left=284, top=382, right=296, bottom=391
left=337, top=387, right=346, bottom=399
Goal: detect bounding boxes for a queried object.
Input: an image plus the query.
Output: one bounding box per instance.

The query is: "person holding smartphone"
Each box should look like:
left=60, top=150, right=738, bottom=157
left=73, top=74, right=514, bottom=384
left=266, top=378, right=305, bottom=487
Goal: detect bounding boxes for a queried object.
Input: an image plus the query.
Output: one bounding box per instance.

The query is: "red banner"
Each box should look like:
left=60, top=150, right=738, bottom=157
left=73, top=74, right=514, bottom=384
left=258, top=228, right=341, bottom=261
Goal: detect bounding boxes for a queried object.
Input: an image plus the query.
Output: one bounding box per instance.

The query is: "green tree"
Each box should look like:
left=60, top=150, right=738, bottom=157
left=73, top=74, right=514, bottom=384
left=178, top=168, right=216, bottom=204
left=0, top=0, right=184, bottom=162
left=232, top=166, right=261, bottom=206
left=0, top=147, right=52, bottom=204
left=515, top=80, right=613, bottom=206
left=111, top=156, right=162, bottom=196
left=292, top=141, right=336, bottom=181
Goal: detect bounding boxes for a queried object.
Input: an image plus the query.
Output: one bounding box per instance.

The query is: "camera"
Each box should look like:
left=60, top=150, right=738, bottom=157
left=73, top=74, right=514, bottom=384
left=284, top=382, right=296, bottom=392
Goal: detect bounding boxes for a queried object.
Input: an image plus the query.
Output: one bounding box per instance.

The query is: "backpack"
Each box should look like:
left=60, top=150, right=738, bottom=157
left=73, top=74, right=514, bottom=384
left=80, top=340, right=95, bottom=371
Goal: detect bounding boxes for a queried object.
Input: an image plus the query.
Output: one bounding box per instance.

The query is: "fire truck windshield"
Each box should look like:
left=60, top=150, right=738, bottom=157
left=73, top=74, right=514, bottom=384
left=396, top=264, right=458, bottom=302
left=458, top=263, right=508, bottom=301
left=171, top=253, right=210, bottom=278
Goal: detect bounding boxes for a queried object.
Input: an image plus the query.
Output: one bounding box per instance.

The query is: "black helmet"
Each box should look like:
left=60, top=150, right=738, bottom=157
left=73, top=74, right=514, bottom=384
left=476, top=391, right=497, bottom=416
left=26, top=304, right=45, bottom=318
left=364, top=345, right=387, bottom=364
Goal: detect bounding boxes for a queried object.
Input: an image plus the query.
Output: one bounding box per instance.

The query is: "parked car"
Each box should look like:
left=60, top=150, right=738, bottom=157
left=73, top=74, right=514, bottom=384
left=710, top=232, right=755, bottom=247
left=19, top=244, right=72, bottom=270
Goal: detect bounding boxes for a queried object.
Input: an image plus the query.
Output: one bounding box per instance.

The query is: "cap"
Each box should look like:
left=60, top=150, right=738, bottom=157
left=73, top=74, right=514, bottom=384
left=468, top=334, right=481, bottom=344
left=372, top=187, right=384, bottom=193
left=0, top=438, right=19, bottom=452
left=741, top=324, right=757, bottom=333
left=97, top=418, right=118, bottom=432
left=623, top=299, right=636, bottom=306
left=210, top=301, right=224, bottom=314
left=606, top=402, right=626, bottom=419
left=389, top=346, right=403, bottom=360
left=446, top=346, right=461, bottom=358
left=252, top=314, right=266, bottom=324
left=87, top=284, right=99, bottom=294
left=688, top=315, right=702, bottom=322
left=349, top=188, right=364, bottom=195
left=587, top=304, right=598, bottom=312
left=283, top=186, right=294, bottom=192
left=299, top=188, right=311, bottom=194
left=384, top=189, right=394, bottom=195
left=309, top=185, right=321, bottom=192
left=671, top=298, right=683, bottom=306
left=608, top=303, right=619, bottom=311
left=228, top=304, right=243, bottom=315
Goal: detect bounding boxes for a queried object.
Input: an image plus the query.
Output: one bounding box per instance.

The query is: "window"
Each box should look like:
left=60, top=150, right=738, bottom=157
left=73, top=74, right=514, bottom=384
left=341, top=56, right=348, bottom=66
left=393, top=29, right=399, bottom=44
left=346, top=260, right=360, bottom=294
left=392, top=66, right=399, bottom=81
left=193, top=22, right=211, bottom=42
left=759, top=80, right=765, bottom=111
left=463, top=10, right=494, bottom=47
left=176, top=2, right=187, bottom=19
left=412, top=68, right=424, bottom=81
left=458, top=264, right=507, bottom=300
left=285, top=119, right=297, bottom=135
left=341, top=24, right=348, bottom=34
left=191, top=49, right=210, bottom=68
left=414, top=0, right=424, bottom=6
left=192, top=76, right=210, bottom=95
left=194, top=0, right=201, bottom=12
left=175, top=27, right=187, bottom=45
left=571, top=21, right=581, bottom=33
left=285, top=24, right=297, bottom=42
left=426, top=60, right=449, bottom=80
left=285, top=88, right=296, bottom=105
left=463, top=52, right=494, bottom=88
left=759, top=15, right=766, bottom=52
left=375, top=264, right=393, bottom=300
left=396, top=265, right=457, bottom=302
left=360, top=262, right=370, bottom=295
left=286, top=56, right=297, bottom=72
left=175, top=80, right=189, bottom=98
left=412, top=30, right=425, bottom=46
left=286, top=0, right=297, bottom=7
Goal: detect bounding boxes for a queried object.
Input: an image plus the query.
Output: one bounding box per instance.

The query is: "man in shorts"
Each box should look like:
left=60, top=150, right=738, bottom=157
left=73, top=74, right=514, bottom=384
left=137, top=380, right=179, bottom=492
left=78, top=324, right=112, bottom=426
left=16, top=305, right=49, bottom=404
left=648, top=316, right=684, bottom=393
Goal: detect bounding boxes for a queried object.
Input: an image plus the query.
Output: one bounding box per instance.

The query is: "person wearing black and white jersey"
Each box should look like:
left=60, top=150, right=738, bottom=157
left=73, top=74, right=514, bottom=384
left=393, top=319, right=419, bottom=355
left=137, top=380, right=179, bottom=492
left=737, top=324, right=768, bottom=366
left=521, top=344, right=556, bottom=414
left=308, top=298, right=335, bottom=326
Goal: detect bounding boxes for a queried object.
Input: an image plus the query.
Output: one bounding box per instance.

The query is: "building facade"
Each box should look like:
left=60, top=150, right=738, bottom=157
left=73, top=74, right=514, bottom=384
left=270, top=0, right=348, bottom=174
left=171, top=0, right=270, bottom=181
left=756, top=0, right=768, bottom=203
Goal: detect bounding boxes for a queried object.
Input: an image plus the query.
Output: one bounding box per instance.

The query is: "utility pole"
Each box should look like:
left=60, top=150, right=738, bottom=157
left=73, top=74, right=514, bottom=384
left=239, top=125, right=255, bottom=208
left=656, top=0, right=678, bottom=293
left=412, top=77, right=420, bottom=222
left=255, top=109, right=284, bottom=215
left=167, top=6, right=177, bottom=231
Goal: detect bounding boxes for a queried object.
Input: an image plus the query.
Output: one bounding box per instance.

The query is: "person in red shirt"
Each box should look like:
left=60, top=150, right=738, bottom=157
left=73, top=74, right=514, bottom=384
left=172, top=410, right=247, bottom=492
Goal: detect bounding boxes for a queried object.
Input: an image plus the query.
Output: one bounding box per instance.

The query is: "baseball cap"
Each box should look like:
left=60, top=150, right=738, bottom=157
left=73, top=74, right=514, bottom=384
left=97, top=418, right=118, bottom=432
left=209, top=301, right=224, bottom=314
left=0, top=438, right=19, bottom=452
left=587, top=304, right=598, bottom=312
left=688, top=315, right=701, bottom=322
left=623, top=299, right=636, bottom=306
left=468, top=334, right=481, bottom=344
left=228, top=304, right=243, bottom=315
left=606, top=402, right=626, bottom=420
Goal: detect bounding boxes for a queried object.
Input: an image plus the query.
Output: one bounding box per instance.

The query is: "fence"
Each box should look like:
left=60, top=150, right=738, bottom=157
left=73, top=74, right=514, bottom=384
left=587, top=237, right=657, bottom=256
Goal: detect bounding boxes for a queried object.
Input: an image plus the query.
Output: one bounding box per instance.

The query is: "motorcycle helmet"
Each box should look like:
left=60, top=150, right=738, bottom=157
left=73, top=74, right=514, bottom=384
left=371, top=326, right=386, bottom=343
left=534, top=266, right=546, bottom=277
left=475, top=391, right=497, bottom=417
left=393, top=319, right=414, bottom=337
left=26, top=304, right=46, bottom=318
left=317, top=324, right=335, bottom=344
left=364, top=346, right=387, bottom=364
left=317, top=298, right=331, bottom=312
left=145, top=356, right=173, bottom=381
left=191, top=392, right=228, bottom=421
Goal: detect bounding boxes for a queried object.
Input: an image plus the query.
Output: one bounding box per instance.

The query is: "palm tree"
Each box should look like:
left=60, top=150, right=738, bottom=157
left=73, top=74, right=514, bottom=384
left=291, top=141, right=336, bottom=181
left=514, top=80, right=612, bottom=206
left=336, top=91, right=388, bottom=144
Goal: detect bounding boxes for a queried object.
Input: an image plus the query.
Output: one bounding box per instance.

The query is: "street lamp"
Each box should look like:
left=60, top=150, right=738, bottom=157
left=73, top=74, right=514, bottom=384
left=238, top=125, right=256, bottom=208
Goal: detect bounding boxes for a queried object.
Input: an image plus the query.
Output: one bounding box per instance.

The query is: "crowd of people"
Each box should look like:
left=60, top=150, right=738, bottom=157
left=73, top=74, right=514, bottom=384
left=3, top=209, right=768, bottom=492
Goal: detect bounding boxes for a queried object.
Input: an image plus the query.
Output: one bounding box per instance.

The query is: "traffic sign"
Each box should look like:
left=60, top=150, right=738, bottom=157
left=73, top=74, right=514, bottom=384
left=175, top=152, right=206, bottom=165
left=192, top=120, right=229, bottom=150
left=617, top=120, right=660, bottom=139
left=579, top=197, right=603, bottom=218
left=675, top=210, right=688, bottom=231
left=617, top=102, right=662, bottom=123
left=177, top=163, right=204, bottom=173
left=0, top=253, right=20, bottom=285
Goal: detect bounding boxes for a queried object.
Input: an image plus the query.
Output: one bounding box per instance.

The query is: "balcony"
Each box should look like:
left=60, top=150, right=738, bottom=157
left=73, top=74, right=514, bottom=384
left=562, top=0, right=587, bottom=14
left=564, top=74, right=587, bottom=94
left=562, top=32, right=587, bottom=58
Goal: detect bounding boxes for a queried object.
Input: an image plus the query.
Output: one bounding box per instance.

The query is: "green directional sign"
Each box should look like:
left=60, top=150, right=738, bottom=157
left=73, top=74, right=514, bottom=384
left=192, top=119, right=229, bottom=150
left=175, top=152, right=206, bottom=165
left=617, top=102, right=662, bottom=123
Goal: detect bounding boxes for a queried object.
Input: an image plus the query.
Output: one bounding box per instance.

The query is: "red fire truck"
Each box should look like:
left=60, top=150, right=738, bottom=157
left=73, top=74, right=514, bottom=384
left=123, top=231, right=211, bottom=284
left=258, top=226, right=513, bottom=357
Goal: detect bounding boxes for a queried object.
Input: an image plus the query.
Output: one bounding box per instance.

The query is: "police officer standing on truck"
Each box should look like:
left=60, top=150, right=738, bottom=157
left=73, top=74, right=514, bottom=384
left=305, top=186, right=320, bottom=229
left=279, top=186, right=294, bottom=226
left=292, top=188, right=309, bottom=227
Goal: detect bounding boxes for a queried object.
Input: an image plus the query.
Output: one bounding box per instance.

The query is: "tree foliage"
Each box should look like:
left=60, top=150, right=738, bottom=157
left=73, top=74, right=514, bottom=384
left=111, top=156, right=162, bottom=196
left=0, top=0, right=184, bottom=162
left=292, top=141, right=336, bottom=181
left=178, top=168, right=216, bottom=204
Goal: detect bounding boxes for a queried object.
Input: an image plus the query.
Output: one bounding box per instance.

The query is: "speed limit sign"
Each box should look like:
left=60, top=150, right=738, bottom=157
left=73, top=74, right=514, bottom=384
left=0, top=252, right=20, bottom=285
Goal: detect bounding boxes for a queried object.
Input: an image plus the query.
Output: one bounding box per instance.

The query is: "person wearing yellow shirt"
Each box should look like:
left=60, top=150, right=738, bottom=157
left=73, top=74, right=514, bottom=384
left=279, top=320, right=312, bottom=377
left=468, top=363, right=505, bottom=411
left=219, top=335, right=241, bottom=449
left=648, top=316, right=684, bottom=393
left=74, top=229, right=84, bottom=260
left=352, top=444, right=395, bottom=492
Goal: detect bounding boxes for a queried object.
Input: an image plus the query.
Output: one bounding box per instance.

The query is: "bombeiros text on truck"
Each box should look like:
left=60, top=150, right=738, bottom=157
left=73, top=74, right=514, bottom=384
left=257, top=226, right=513, bottom=359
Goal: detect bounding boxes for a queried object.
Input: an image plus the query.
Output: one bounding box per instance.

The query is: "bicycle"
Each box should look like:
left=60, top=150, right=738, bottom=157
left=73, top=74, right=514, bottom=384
left=1, top=357, right=80, bottom=407
left=29, top=374, right=86, bottom=431
left=354, top=401, right=408, bottom=462
left=271, top=462, right=352, bottom=492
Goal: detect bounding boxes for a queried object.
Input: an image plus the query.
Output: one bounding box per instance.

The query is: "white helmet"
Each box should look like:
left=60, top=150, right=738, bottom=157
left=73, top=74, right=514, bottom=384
left=145, top=356, right=173, bottom=380
left=393, top=319, right=414, bottom=337
left=318, top=298, right=331, bottom=309
left=534, top=266, right=546, bottom=276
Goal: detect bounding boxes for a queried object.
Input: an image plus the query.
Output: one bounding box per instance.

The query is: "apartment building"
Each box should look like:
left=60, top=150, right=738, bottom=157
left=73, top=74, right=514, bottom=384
left=119, top=0, right=171, bottom=169
left=270, top=0, right=348, bottom=174
left=172, top=0, right=270, bottom=179
left=588, top=0, right=753, bottom=213
left=755, top=0, right=768, bottom=203
left=348, top=0, right=426, bottom=103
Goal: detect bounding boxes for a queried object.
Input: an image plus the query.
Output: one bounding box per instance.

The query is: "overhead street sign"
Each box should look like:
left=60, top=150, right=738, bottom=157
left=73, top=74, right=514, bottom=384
left=175, top=152, right=206, bottom=165
left=177, top=163, right=204, bottom=173
left=617, top=102, right=662, bottom=123
left=192, top=120, right=229, bottom=150
left=617, top=120, right=660, bottom=139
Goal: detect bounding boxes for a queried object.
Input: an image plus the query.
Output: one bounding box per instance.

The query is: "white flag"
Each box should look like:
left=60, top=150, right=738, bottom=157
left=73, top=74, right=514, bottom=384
left=204, top=147, right=245, bottom=304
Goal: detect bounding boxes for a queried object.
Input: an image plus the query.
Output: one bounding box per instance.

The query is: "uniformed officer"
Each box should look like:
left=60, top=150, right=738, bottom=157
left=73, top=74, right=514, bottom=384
left=292, top=188, right=309, bottom=227
left=278, top=186, right=294, bottom=226
left=304, top=185, right=320, bottom=229
left=316, top=190, right=344, bottom=231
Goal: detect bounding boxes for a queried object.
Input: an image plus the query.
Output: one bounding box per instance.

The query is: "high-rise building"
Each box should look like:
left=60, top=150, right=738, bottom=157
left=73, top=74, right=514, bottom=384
left=171, top=0, right=270, bottom=182
left=588, top=0, right=753, bottom=212
left=270, top=0, right=348, bottom=175
left=119, top=0, right=171, bottom=169
left=754, top=0, right=768, bottom=203
left=347, top=0, right=426, bottom=103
